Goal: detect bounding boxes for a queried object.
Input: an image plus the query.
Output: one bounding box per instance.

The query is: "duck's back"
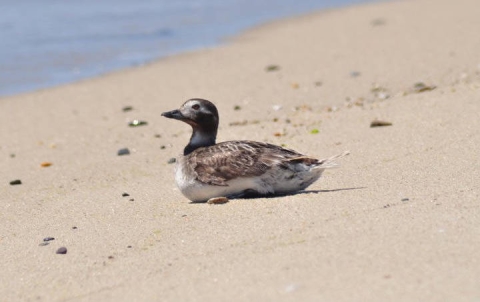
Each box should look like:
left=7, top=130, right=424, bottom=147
left=188, top=141, right=312, bottom=183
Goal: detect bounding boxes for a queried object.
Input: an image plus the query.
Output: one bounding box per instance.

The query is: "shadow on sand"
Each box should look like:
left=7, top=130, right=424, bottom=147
left=189, top=187, right=366, bottom=204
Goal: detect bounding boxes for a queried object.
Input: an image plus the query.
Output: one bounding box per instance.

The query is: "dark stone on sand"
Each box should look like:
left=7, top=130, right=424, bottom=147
left=350, top=71, right=361, bottom=77
left=117, top=148, right=130, bottom=156
left=413, top=82, right=436, bottom=93
left=122, top=106, right=133, bottom=112
left=9, top=179, right=22, bottom=185
left=168, top=158, right=176, bottom=164
left=401, top=198, right=410, bottom=202
left=43, top=237, right=55, bottom=242
left=56, top=247, right=67, bottom=254
left=265, top=65, right=280, bottom=72
left=129, top=198, right=134, bottom=201
left=122, top=192, right=130, bottom=197
left=370, top=120, right=392, bottom=127
left=371, top=18, right=386, bottom=26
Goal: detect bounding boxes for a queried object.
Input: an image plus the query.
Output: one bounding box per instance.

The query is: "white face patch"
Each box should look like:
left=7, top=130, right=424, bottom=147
left=181, top=100, right=212, bottom=117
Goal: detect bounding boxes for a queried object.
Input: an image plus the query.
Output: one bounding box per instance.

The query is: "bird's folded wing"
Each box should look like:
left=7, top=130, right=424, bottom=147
left=188, top=141, right=301, bottom=186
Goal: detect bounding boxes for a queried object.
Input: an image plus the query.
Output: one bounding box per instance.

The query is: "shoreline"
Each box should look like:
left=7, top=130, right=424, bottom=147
left=0, top=0, right=377, bottom=99
left=2, top=0, right=480, bottom=301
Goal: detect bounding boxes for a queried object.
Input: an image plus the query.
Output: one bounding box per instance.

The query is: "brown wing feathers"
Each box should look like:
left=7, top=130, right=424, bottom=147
left=188, top=141, right=304, bottom=186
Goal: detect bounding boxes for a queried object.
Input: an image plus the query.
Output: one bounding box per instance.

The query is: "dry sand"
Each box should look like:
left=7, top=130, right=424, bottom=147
left=1, top=0, right=480, bottom=301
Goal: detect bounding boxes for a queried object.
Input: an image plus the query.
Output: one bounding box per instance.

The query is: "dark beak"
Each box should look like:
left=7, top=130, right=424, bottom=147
left=161, top=109, right=184, bottom=120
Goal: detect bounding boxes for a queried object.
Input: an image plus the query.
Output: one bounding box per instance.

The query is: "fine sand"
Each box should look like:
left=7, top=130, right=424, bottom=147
left=1, top=0, right=480, bottom=301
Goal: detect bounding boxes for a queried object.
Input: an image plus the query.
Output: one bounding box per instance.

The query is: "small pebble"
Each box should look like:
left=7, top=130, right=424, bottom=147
left=350, top=71, right=361, bottom=77
left=371, top=85, right=388, bottom=95
left=160, top=145, right=166, bottom=149
left=56, top=247, right=68, bottom=254
left=129, top=198, right=134, bottom=201
left=207, top=197, right=230, bottom=204
left=233, top=105, right=241, bottom=111
left=122, top=106, right=133, bottom=112
left=10, top=153, right=15, bottom=158
left=9, top=179, right=22, bottom=185
left=413, top=82, right=436, bottom=93
left=265, top=65, right=280, bottom=72
left=370, top=120, right=392, bottom=127
left=128, top=120, right=148, bottom=127
left=40, top=162, right=52, bottom=167
left=39, top=242, right=49, bottom=246
left=72, top=226, right=78, bottom=230
left=43, top=237, right=55, bottom=242
left=117, top=148, right=130, bottom=156
left=127, top=245, right=132, bottom=248
left=154, top=134, right=161, bottom=138
left=168, top=158, right=176, bottom=164
left=377, top=92, right=390, bottom=100
left=108, top=255, right=114, bottom=259
left=371, top=18, right=386, bottom=26
left=122, top=192, right=130, bottom=197
left=401, top=198, right=409, bottom=202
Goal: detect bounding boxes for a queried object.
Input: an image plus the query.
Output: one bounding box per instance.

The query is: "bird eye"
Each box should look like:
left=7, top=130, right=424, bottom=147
left=192, top=104, right=200, bottom=110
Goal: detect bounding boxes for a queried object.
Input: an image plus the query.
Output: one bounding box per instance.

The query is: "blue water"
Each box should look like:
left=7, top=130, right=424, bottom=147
left=0, top=0, right=371, bottom=97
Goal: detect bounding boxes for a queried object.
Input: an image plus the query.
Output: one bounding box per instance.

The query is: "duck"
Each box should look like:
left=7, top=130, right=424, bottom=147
left=162, top=98, right=349, bottom=203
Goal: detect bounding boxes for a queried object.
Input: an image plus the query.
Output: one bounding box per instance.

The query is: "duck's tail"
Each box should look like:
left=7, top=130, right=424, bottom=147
left=316, top=151, right=350, bottom=169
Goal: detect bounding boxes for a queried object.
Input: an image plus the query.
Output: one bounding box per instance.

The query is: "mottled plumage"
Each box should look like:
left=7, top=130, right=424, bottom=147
left=162, top=99, right=348, bottom=202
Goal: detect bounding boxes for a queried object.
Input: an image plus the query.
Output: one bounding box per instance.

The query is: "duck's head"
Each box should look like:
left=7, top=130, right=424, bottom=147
left=162, top=98, right=219, bottom=155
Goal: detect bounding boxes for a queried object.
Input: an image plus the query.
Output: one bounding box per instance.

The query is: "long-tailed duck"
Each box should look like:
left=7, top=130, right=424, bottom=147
left=162, top=98, right=349, bottom=203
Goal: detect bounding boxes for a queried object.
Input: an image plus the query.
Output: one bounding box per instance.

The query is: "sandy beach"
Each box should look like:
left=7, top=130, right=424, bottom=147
left=1, top=0, right=480, bottom=301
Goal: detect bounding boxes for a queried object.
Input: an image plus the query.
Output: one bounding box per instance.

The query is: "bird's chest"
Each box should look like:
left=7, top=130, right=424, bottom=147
left=174, top=157, right=211, bottom=201
left=174, top=158, right=194, bottom=191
